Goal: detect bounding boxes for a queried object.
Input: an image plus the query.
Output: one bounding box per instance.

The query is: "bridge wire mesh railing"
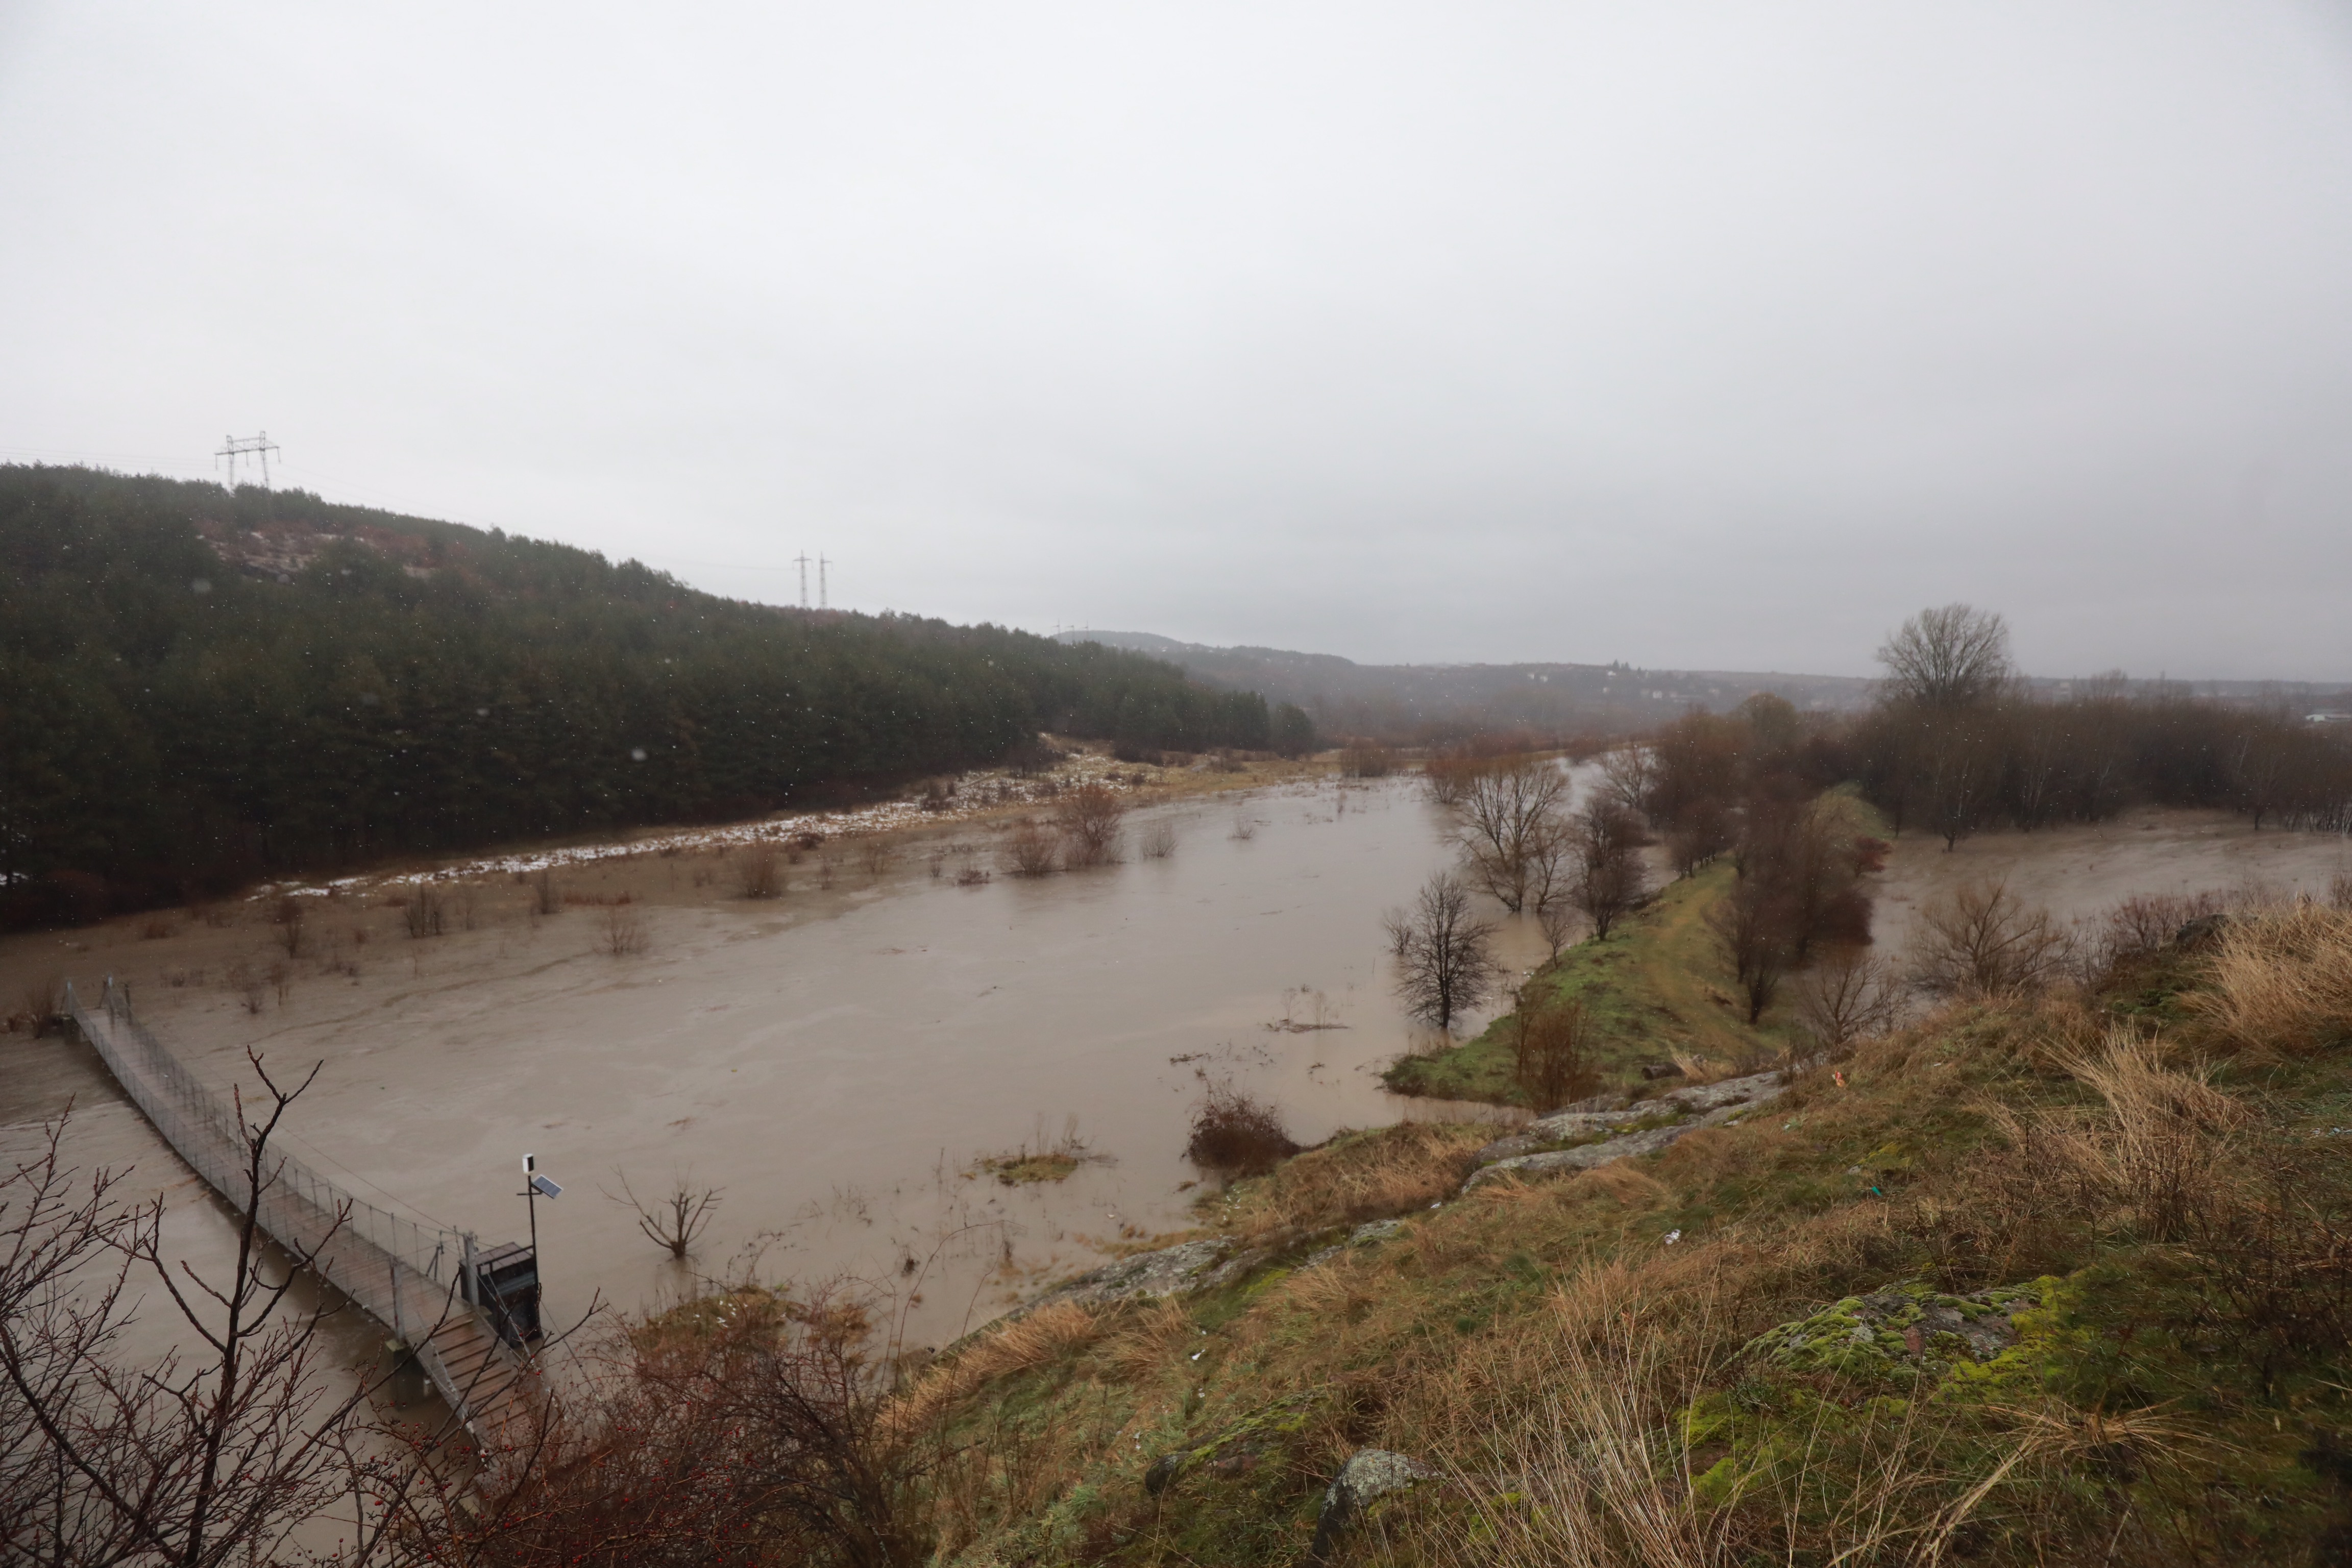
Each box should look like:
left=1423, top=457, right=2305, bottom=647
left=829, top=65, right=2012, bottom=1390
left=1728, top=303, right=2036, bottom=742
left=65, top=979, right=514, bottom=1432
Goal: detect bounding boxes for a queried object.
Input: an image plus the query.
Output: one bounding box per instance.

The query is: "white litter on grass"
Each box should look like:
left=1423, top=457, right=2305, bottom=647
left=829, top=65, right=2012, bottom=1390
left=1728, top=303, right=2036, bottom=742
left=254, top=752, right=1162, bottom=900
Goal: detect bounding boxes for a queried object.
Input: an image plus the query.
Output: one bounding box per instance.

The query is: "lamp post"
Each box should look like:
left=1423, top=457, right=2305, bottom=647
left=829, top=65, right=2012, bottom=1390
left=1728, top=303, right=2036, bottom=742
left=520, top=1154, right=560, bottom=1320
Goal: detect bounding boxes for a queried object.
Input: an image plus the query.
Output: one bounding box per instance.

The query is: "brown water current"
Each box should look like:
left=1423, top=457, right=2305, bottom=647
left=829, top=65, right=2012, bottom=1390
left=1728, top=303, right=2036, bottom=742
left=3, top=777, right=1539, bottom=1353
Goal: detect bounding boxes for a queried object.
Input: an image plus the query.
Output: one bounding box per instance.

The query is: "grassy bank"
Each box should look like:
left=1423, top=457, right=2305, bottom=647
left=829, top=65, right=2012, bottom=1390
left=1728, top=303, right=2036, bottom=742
left=881, top=903, right=2352, bottom=1565
left=1385, top=860, right=1802, bottom=1105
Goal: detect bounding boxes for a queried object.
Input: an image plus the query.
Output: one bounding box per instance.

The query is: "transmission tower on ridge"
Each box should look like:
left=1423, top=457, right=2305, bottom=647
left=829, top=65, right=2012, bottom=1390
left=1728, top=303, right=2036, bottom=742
left=819, top=554, right=829, bottom=610
left=793, top=552, right=812, bottom=608
left=215, top=431, right=282, bottom=489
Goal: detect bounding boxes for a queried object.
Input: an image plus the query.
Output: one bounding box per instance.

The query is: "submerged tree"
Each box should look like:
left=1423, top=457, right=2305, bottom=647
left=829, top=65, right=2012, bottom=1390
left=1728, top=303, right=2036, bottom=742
left=1383, top=872, right=1499, bottom=1032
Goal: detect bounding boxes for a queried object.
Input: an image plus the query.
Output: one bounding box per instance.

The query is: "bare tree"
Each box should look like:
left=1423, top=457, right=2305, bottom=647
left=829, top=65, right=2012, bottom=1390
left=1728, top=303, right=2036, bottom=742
left=1908, top=878, right=2073, bottom=997
left=1382, top=872, right=1500, bottom=1032
left=1054, top=784, right=1126, bottom=867
left=1596, top=746, right=1655, bottom=816
left=0, top=1061, right=391, bottom=1568
left=1567, top=800, right=1650, bottom=941
left=610, top=1171, right=724, bottom=1260
left=532, top=867, right=562, bottom=916
left=1708, top=877, right=1797, bottom=1024
left=1453, top=756, right=1572, bottom=913
left=1876, top=603, right=2013, bottom=708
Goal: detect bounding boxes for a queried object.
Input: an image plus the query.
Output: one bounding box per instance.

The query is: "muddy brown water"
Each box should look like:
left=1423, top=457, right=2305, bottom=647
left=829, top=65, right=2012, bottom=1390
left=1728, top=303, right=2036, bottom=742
left=7, top=782, right=2345, bottom=1394
left=2, top=778, right=1544, bottom=1363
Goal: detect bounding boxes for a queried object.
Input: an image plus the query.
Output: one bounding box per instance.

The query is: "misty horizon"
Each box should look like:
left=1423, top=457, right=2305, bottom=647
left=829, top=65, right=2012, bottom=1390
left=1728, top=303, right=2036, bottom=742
left=6, top=4, right=2350, bottom=680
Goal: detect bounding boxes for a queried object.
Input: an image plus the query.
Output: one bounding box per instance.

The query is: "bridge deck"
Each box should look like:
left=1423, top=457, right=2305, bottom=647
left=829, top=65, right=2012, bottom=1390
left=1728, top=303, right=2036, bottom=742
left=68, top=986, right=536, bottom=1447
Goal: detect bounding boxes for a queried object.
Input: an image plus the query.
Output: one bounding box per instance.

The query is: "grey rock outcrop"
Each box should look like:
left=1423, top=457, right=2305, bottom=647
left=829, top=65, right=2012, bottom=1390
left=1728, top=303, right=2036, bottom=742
left=1462, top=1072, right=1785, bottom=1191
left=1029, top=1238, right=1231, bottom=1309
left=1310, top=1449, right=1437, bottom=1560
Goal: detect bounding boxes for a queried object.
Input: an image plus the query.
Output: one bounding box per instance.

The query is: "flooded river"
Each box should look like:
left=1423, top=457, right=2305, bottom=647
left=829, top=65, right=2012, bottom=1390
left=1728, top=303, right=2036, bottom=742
left=11, top=772, right=2346, bottom=1385
left=2, top=776, right=1544, bottom=1356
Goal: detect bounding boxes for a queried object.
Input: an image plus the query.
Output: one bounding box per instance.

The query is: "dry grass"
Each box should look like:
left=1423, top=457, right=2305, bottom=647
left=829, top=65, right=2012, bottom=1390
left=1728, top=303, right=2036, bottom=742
left=882, top=1301, right=1101, bottom=1442
left=1090, top=1297, right=1197, bottom=1384
left=2024, top=1027, right=2246, bottom=1242
left=1211, top=1121, right=1488, bottom=1243
left=2190, top=901, right=2352, bottom=1057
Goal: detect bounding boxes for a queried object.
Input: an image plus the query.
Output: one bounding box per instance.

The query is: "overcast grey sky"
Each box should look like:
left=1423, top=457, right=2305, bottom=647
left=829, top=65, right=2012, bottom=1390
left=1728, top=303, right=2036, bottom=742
left=4, top=3, right=2349, bottom=679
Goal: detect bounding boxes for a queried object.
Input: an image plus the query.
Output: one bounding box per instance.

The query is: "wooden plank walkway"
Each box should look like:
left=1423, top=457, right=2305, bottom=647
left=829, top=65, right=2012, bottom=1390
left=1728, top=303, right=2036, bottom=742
left=67, top=984, right=537, bottom=1447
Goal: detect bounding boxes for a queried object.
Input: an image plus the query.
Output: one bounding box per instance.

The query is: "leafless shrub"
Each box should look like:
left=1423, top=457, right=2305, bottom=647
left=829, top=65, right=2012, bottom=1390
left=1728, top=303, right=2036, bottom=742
left=2080, top=889, right=2231, bottom=984
left=1512, top=995, right=1599, bottom=1114
left=1054, top=783, right=1126, bottom=867
left=1139, top=819, right=1177, bottom=860
left=1907, top=878, right=2073, bottom=997
left=1421, top=754, right=1480, bottom=807
left=1184, top=1081, right=1301, bottom=1178
left=737, top=842, right=784, bottom=899
left=15, top=971, right=63, bottom=1035
left=403, top=888, right=446, bottom=939
left=532, top=867, right=562, bottom=915
left=818, top=855, right=838, bottom=889
left=271, top=894, right=306, bottom=956
left=1338, top=745, right=1394, bottom=778
left=137, top=916, right=175, bottom=941
left=1535, top=897, right=1580, bottom=960
left=228, top=962, right=267, bottom=1014
left=1792, top=947, right=1899, bottom=1053
left=456, top=884, right=479, bottom=930
left=1383, top=871, right=1500, bottom=1032
left=860, top=838, right=896, bottom=877
left=603, top=906, right=647, bottom=957
left=1002, top=823, right=1061, bottom=877
left=610, top=1171, right=724, bottom=1259
left=1229, top=814, right=1257, bottom=841
left=266, top=959, right=292, bottom=1007
left=954, top=863, right=991, bottom=887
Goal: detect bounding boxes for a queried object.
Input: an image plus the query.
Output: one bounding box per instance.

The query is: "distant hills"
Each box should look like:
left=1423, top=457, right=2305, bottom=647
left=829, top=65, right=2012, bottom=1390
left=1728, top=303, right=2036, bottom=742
left=1057, top=631, right=2352, bottom=740
left=1054, top=630, right=1876, bottom=737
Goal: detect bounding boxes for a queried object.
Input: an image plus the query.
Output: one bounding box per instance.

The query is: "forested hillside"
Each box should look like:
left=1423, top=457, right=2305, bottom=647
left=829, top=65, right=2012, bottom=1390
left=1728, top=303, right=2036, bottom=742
left=0, top=466, right=1309, bottom=924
